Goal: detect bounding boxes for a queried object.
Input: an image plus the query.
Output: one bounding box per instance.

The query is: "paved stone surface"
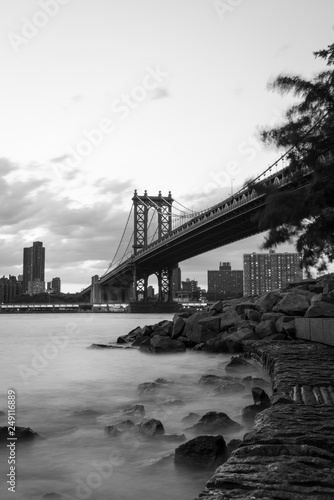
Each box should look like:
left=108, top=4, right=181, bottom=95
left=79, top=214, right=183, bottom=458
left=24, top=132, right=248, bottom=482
left=197, top=340, right=334, bottom=500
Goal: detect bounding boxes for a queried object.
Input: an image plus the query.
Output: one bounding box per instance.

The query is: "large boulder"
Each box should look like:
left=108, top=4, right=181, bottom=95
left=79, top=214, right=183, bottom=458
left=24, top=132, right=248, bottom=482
left=255, top=320, right=276, bottom=339
left=305, top=301, right=334, bottom=317
left=117, top=326, right=143, bottom=344
left=140, top=335, right=186, bottom=354
left=185, top=411, right=242, bottom=434
left=186, top=323, right=218, bottom=344
left=251, top=387, right=270, bottom=405
left=174, top=435, right=228, bottom=469
left=218, top=309, right=240, bottom=332
left=275, top=316, right=296, bottom=334
left=198, top=374, right=235, bottom=385
left=225, top=357, right=253, bottom=373
left=235, top=302, right=259, bottom=315
left=241, top=401, right=270, bottom=426
left=254, top=291, right=281, bottom=313
left=209, top=300, right=224, bottom=314
left=212, top=382, right=246, bottom=395
left=273, top=292, right=310, bottom=316
left=171, top=316, right=186, bottom=339
left=204, top=333, right=243, bottom=353
left=244, top=309, right=262, bottom=322
left=123, top=404, right=145, bottom=418
left=151, top=320, right=173, bottom=337
left=0, top=426, right=40, bottom=442
left=182, top=311, right=210, bottom=336
left=135, top=417, right=165, bottom=437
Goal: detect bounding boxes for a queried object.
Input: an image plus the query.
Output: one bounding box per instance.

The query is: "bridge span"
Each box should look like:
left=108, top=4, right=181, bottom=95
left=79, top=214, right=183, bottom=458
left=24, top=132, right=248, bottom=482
left=81, top=160, right=310, bottom=310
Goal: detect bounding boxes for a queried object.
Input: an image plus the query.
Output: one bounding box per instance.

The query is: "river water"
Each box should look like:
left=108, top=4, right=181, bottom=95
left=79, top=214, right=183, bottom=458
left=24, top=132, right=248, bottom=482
left=0, top=313, right=267, bottom=500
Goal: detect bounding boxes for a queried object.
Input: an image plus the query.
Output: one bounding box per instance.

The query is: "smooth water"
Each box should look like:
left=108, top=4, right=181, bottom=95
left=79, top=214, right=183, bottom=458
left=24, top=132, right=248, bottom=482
left=0, top=313, right=266, bottom=500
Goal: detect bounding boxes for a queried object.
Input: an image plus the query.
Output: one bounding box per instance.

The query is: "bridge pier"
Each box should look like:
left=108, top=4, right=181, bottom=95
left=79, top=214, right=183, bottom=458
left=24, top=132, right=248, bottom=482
left=91, top=275, right=102, bottom=304
left=156, top=267, right=174, bottom=302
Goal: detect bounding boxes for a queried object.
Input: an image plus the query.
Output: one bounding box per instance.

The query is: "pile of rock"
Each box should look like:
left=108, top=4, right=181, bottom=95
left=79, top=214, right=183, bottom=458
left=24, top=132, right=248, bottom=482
left=116, top=274, right=334, bottom=354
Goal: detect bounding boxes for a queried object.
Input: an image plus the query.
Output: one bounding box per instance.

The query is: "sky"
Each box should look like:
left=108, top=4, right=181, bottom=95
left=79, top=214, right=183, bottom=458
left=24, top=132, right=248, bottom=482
left=0, top=0, right=334, bottom=293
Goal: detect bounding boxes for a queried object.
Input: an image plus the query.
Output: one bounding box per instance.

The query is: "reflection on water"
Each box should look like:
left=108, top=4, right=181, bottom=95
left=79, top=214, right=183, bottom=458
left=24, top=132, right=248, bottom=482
left=0, top=313, right=269, bottom=500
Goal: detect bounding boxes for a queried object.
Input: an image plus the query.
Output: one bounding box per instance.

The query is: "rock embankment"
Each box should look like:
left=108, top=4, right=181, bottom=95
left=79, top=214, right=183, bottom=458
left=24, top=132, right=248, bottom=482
left=197, top=340, right=334, bottom=500
left=114, top=274, right=334, bottom=354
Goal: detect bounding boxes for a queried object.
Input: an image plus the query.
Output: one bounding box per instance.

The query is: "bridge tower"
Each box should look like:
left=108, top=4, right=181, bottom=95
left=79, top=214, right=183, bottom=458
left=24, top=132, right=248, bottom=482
left=132, top=190, right=174, bottom=301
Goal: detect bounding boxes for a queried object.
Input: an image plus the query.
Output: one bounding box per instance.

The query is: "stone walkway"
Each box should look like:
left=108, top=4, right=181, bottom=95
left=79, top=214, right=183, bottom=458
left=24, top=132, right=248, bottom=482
left=197, top=340, right=334, bottom=500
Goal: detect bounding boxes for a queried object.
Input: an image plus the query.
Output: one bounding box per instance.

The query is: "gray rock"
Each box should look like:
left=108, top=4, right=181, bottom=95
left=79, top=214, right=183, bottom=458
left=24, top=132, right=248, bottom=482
left=123, top=404, right=145, bottom=417
left=181, top=412, right=200, bottom=424
left=185, top=411, right=242, bottom=434
left=227, top=438, right=242, bottom=456
left=212, top=382, right=246, bottom=395
left=225, top=357, right=253, bottom=372
left=174, top=435, right=228, bottom=469
left=244, top=309, right=262, bottom=322
left=0, top=426, right=40, bottom=442
left=254, top=291, right=281, bottom=313
left=273, top=292, right=310, bottom=316
left=104, top=425, right=122, bottom=437
left=171, top=316, right=186, bottom=339
left=209, top=300, right=224, bottom=314
left=198, top=374, right=235, bottom=385
left=141, top=335, right=186, bottom=354
left=252, top=387, right=270, bottom=405
left=187, top=323, right=218, bottom=344
left=241, top=401, right=270, bottom=426
left=183, top=311, right=210, bottom=336
left=235, top=302, right=260, bottom=315
left=305, top=301, right=334, bottom=317
left=136, top=417, right=165, bottom=437
left=218, top=309, right=240, bottom=332
left=275, top=316, right=296, bottom=334
left=255, top=319, right=276, bottom=338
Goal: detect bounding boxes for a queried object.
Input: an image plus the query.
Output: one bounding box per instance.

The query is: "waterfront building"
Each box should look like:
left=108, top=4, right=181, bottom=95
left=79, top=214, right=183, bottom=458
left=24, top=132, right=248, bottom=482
left=207, top=262, right=243, bottom=301
left=0, top=275, right=23, bottom=303
left=243, top=250, right=302, bottom=296
left=23, top=241, right=45, bottom=293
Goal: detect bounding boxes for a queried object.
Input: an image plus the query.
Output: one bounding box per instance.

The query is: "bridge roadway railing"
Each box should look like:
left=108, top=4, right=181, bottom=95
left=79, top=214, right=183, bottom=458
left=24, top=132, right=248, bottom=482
left=133, top=163, right=310, bottom=260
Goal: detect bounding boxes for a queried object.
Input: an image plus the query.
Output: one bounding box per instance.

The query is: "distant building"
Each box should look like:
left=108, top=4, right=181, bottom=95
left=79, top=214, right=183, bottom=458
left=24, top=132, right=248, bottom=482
left=0, top=276, right=23, bottom=303
left=207, top=262, right=243, bottom=301
left=27, top=279, right=45, bottom=296
left=23, top=241, right=45, bottom=294
left=172, top=267, right=181, bottom=296
left=147, top=285, right=155, bottom=298
left=243, top=250, right=302, bottom=296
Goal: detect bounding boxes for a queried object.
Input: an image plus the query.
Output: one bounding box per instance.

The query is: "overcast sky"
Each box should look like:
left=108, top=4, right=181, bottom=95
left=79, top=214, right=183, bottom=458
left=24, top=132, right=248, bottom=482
left=1, top=0, right=333, bottom=292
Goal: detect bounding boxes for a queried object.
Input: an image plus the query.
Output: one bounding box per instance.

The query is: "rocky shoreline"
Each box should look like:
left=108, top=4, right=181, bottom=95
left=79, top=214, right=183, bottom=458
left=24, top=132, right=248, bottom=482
left=113, top=273, right=334, bottom=499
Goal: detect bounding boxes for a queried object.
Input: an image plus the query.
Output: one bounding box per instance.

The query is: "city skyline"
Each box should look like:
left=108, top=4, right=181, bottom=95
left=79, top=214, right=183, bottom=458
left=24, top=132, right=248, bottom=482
left=1, top=1, right=333, bottom=292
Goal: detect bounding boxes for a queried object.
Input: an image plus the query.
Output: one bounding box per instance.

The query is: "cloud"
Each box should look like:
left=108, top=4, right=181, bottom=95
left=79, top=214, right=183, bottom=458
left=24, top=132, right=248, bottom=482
left=50, top=154, right=71, bottom=163
left=0, top=159, right=135, bottom=288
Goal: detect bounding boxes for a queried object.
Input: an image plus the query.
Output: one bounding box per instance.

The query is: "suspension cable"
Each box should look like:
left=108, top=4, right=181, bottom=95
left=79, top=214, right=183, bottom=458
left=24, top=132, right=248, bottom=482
left=103, top=204, right=133, bottom=275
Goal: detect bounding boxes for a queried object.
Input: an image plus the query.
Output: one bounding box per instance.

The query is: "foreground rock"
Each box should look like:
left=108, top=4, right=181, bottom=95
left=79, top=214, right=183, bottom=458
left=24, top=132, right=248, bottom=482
left=175, top=435, right=228, bottom=469
left=185, top=411, right=242, bottom=434
left=0, top=426, right=40, bottom=441
left=140, top=335, right=186, bottom=354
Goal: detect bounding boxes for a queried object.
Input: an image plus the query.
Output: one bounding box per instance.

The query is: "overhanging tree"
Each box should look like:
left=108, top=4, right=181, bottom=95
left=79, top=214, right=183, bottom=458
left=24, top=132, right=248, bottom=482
left=255, top=41, right=334, bottom=274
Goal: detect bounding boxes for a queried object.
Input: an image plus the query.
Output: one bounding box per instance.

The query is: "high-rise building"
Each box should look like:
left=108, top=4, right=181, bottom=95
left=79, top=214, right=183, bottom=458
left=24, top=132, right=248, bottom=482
left=172, top=267, right=181, bottom=296
left=23, top=241, right=45, bottom=293
left=243, top=250, right=303, bottom=296
left=207, top=262, right=243, bottom=301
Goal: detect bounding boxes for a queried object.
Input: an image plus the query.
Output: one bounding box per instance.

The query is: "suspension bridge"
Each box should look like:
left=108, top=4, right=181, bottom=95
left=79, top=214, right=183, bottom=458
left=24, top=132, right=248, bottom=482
left=80, top=147, right=319, bottom=311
